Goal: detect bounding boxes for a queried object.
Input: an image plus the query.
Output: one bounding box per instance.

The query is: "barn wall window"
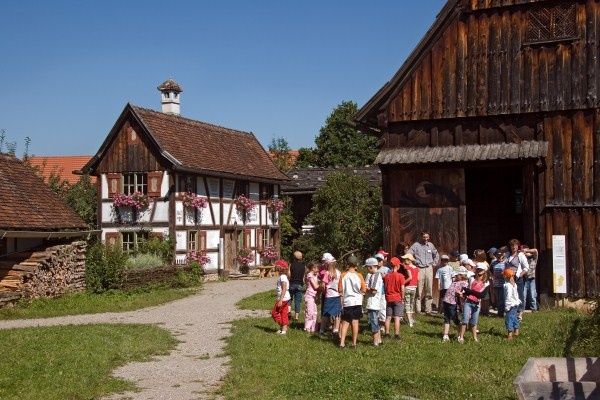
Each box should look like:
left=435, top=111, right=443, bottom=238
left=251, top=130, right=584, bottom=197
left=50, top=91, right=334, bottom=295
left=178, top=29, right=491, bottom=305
left=188, top=231, right=198, bottom=251
left=123, top=173, right=148, bottom=195
left=524, top=3, right=578, bottom=45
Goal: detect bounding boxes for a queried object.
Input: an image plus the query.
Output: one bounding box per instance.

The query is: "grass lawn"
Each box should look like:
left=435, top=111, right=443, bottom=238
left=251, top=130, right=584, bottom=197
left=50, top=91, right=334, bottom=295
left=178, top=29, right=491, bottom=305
left=0, top=285, right=200, bottom=320
left=0, top=323, right=177, bottom=400
left=223, top=291, right=587, bottom=400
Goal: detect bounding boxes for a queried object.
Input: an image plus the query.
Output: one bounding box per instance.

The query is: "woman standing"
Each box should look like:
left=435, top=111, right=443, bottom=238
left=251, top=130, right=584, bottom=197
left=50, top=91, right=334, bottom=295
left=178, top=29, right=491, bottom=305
left=506, top=239, right=529, bottom=320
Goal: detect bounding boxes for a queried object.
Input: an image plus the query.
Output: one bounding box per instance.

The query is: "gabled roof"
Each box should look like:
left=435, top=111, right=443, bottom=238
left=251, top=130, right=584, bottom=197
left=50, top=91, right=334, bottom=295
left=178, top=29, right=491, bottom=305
left=282, top=166, right=381, bottom=195
left=0, top=154, right=87, bottom=231
left=28, top=155, right=95, bottom=185
left=355, top=0, right=461, bottom=128
left=84, top=104, right=289, bottom=183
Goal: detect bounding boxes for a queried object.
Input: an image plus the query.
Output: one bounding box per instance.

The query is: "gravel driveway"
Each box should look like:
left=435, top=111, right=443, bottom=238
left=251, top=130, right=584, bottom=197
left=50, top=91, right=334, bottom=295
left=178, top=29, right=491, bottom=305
left=0, top=277, right=275, bottom=400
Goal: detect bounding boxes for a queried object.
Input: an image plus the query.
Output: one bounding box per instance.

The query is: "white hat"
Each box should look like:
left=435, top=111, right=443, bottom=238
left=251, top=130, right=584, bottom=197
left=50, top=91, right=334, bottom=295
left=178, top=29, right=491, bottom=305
left=321, top=252, right=336, bottom=263
left=459, top=253, right=469, bottom=262
left=374, top=253, right=385, bottom=261
left=454, top=266, right=469, bottom=276
left=462, top=258, right=476, bottom=267
left=476, top=262, right=488, bottom=271
left=364, top=257, right=378, bottom=267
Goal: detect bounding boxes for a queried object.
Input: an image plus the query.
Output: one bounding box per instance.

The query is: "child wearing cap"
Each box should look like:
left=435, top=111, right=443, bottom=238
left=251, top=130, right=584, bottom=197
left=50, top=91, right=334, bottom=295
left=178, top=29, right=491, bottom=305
left=303, top=262, right=320, bottom=333
left=271, top=260, right=291, bottom=335
left=402, top=253, right=419, bottom=327
left=435, top=255, right=453, bottom=313
left=338, top=255, right=366, bottom=348
left=491, top=250, right=507, bottom=317
left=365, top=257, right=385, bottom=346
left=374, top=252, right=390, bottom=331
left=320, top=254, right=342, bottom=337
left=503, top=268, right=522, bottom=340
left=457, top=264, right=488, bottom=343
left=441, top=267, right=469, bottom=342
left=383, top=257, right=407, bottom=339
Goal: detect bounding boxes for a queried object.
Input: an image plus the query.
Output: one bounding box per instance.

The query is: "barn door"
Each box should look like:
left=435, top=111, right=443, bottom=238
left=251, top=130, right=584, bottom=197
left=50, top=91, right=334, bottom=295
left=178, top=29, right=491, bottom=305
left=224, top=230, right=236, bottom=273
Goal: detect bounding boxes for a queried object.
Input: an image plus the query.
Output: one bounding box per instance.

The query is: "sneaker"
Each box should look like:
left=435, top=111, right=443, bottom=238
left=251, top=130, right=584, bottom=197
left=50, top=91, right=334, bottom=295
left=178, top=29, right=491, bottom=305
left=409, top=321, right=414, bottom=328
left=277, top=330, right=287, bottom=335
left=473, top=337, right=479, bottom=342
left=457, top=337, right=464, bottom=344
left=442, top=335, right=450, bottom=342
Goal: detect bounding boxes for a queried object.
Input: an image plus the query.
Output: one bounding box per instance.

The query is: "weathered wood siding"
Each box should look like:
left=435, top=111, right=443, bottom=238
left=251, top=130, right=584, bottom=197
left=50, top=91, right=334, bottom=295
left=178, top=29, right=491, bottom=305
left=386, top=1, right=600, bottom=124
left=96, top=119, right=164, bottom=173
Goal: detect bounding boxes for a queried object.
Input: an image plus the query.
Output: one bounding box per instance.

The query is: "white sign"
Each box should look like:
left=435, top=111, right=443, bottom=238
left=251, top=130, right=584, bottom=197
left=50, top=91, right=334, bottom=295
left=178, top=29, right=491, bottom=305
left=552, top=235, right=567, bottom=294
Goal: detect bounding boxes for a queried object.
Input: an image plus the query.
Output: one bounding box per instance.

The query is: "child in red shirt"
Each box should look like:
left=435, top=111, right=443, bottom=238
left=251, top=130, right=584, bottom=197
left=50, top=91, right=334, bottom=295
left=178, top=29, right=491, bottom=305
left=401, top=253, right=419, bottom=327
left=383, top=257, right=406, bottom=339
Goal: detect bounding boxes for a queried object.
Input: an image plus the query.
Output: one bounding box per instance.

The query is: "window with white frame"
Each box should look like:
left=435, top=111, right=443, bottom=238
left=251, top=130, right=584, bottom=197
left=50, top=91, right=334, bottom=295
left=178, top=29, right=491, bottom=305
left=261, top=228, right=271, bottom=249
left=188, top=231, right=198, bottom=251
left=123, top=173, right=148, bottom=195
left=121, top=231, right=149, bottom=253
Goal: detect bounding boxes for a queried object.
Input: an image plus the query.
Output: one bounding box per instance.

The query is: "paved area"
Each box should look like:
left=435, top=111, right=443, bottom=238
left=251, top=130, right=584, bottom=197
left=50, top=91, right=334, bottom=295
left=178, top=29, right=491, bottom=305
left=0, top=278, right=275, bottom=400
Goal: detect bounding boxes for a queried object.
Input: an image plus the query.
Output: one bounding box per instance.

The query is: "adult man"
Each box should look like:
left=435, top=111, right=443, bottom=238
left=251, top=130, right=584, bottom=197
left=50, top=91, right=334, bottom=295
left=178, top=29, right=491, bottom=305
left=409, top=231, right=439, bottom=314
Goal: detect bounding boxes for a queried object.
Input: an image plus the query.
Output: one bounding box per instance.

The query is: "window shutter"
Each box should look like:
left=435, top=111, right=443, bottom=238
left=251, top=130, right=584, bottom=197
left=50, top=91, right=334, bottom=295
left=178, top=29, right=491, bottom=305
left=107, top=173, right=122, bottom=198
left=198, top=230, right=207, bottom=251
left=147, top=171, right=163, bottom=198
left=105, top=232, right=120, bottom=247
left=256, top=229, right=263, bottom=251
left=243, top=229, right=251, bottom=248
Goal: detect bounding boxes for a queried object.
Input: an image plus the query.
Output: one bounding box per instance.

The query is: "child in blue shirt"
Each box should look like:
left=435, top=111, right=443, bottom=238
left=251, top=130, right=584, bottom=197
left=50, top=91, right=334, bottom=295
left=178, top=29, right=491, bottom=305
left=491, top=249, right=506, bottom=317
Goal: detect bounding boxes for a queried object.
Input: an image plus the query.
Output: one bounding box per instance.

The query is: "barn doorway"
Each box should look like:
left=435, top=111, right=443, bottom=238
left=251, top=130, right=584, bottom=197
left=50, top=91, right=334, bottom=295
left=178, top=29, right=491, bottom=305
left=465, top=166, right=524, bottom=254
left=223, top=230, right=237, bottom=273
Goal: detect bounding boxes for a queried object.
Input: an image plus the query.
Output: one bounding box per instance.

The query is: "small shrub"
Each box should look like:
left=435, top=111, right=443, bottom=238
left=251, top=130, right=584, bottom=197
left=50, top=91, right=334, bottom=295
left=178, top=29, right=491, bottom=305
left=85, top=243, right=128, bottom=293
left=125, top=253, right=165, bottom=271
left=171, top=270, right=202, bottom=288
left=137, top=236, right=174, bottom=264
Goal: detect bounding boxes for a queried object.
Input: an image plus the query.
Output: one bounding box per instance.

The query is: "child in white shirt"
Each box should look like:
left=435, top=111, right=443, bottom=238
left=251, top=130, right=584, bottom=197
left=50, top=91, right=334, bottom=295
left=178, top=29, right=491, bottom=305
left=503, top=268, right=522, bottom=340
left=365, top=257, right=384, bottom=346
left=271, top=260, right=291, bottom=335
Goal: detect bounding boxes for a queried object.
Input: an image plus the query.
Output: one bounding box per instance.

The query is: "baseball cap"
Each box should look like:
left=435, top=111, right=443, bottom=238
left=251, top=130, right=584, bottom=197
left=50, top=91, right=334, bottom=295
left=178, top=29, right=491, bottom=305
left=487, top=247, right=498, bottom=255
left=364, top=257, right=378, bottom=267
left=321, top=252, right=336, bottom=263
left=453, top=266, right=469, bottom=277
left=441, top=255, right=450, bottom=260
left=390, top=257, right=401, bottom=267
left=459, top=254, right=469, bottom=262
left=377, top=250, right=389, bottom=257
left=275, top=259, right=288, bottom=269
left=347, top=255, right=359, bottom=266
left=450, top=250, right=460, bottom=258
left=475, top=262, right=488, bottom=271
left=462, top=258, right=476, bottom=267
left=374, top=253, right=385, bottom=261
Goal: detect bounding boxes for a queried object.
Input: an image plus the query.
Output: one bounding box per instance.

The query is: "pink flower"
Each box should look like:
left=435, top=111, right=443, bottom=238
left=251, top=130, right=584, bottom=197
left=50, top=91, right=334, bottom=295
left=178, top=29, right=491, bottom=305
left=236, top=248, right=254, bottom=266
left=182, top=192, right=208, bottom=209
left=113, top=192, right=149, bottom=210
left=266, top=198, right=285, bottom=213
left=186, top=250, right=211, bottom=267
left=235, top=195, right=256, bottom=213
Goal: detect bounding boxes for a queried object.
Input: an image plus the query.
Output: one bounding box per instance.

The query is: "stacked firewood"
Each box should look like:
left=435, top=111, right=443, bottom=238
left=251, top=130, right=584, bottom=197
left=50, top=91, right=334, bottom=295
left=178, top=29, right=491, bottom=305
left=0, top=241, right=87, bottom=302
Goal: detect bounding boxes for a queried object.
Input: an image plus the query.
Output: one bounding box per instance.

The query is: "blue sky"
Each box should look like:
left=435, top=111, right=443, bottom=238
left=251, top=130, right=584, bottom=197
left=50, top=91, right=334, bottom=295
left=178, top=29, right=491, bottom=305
left=0, top=0, right=445, bottom=156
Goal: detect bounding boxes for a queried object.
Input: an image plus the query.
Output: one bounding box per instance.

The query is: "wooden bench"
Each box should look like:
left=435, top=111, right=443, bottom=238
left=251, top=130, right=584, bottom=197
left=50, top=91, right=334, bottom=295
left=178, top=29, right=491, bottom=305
left=256, top=265, right=277, bottom=278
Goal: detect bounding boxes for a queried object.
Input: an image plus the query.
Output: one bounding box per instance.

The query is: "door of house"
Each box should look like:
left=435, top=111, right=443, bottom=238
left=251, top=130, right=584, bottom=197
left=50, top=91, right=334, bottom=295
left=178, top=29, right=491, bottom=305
left=224, top=230, right=237, bottom=273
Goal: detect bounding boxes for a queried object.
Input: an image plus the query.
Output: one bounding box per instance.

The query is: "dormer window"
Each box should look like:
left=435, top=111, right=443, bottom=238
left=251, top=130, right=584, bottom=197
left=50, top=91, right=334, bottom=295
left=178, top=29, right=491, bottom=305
left=123, top=173, right=148, bottom=195
left=524, top=3, right=577, bottom=45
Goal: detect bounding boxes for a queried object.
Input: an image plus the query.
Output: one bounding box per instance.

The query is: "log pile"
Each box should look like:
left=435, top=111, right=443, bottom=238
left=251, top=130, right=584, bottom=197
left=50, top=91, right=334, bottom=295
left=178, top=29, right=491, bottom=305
left=0, top=241, right=87, bottom=306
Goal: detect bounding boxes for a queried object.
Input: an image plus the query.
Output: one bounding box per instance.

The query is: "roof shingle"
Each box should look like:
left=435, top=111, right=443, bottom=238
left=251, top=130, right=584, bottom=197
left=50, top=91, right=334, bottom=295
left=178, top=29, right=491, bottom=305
left=0, top=154, right=87, bottom=231
left=28, top=156, right=95, bottom=185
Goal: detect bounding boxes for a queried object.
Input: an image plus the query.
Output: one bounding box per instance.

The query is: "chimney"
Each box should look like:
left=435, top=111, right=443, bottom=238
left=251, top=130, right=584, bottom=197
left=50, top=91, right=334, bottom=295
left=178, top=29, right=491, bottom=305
left=157, top=78, right=183, bottom=115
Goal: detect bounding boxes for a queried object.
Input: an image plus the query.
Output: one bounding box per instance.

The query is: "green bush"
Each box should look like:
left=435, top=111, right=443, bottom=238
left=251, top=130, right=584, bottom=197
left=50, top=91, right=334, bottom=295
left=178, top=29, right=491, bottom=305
left=85, top=243, right=129, bottom=293
left=565, top=302, right=600, bottom=357
left=125, top=254, right=165, bottom=271
left=171, top=270, right=202, bottom=288
left=137, top=237, right=174, bottom=264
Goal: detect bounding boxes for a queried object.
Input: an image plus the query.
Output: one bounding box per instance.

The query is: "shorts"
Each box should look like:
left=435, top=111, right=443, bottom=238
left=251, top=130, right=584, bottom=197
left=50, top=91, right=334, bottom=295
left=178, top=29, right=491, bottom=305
left=322, top=296, right=341, bottom=317
left=386, top=301, right=404, bottom=318
left=341, top=305, right=362, bottom=322
left=442, top=301, right=458, bottom=324
left=367, top=309, right=380, bottom=332
left=462, top=301, right=480, bottom=326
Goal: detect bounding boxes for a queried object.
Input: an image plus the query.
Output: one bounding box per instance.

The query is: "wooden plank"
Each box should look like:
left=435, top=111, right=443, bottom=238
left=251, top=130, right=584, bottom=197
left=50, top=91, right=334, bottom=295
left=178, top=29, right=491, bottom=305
left=442, top=25, right=451, bottom=118
left=456, top=19, right=468, bottom=117
left=582, top=209, right=597, bottom=298
left=595, top=109, right=600, bottom=202
left=561, top=116, right=573, bottom=204
left=573, top=4, right=587, bottom=108
left=432, top=39, right=444, bottom=119
left=567, top=210, right=584, bottom=298
left=509, top=9, right=522, bottom=114
left=476, top=13, right=489, bottom=116
left=582, top=111, right=594, bottom=203
left=447, top=21, right=458, bottom=117
left=572, top=112, right=587, bottom=204
left=488, top=13, right=500, bottom=114
left=543, top=116, right=555, bottom=203
left=466, top=14, right=479, bottom=117
left=522, top=163, right=536, bottom=248
left=596, top=211, right=600, bottom=299
left=500, top=10, right=511, bottom=114
left=531, top=47, right=540, bottom=113
left=411, top=71, right=421, bottom=121
left=587, top=0, right=598, bottom=107
left=539, top=49, right=550, bottom=112
left=552, top=116, right=564, bottom=204
left=420, top=52, right=432, bottom=120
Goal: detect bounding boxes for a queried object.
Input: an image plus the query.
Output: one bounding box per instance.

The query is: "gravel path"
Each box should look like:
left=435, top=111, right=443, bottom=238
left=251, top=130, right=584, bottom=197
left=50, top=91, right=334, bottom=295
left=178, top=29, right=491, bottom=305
left=0, top=278, right=275, bottom=400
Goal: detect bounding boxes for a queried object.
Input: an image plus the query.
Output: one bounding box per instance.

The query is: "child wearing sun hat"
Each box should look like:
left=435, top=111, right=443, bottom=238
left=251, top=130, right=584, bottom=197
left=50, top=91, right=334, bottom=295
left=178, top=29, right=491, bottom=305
left=365, top=257, right=385, bottom=346
left=441, top=267, right=469, bottom=342
left=271, top=259, right=291, bottom=335
left=503, top=268, right=522, bottom=340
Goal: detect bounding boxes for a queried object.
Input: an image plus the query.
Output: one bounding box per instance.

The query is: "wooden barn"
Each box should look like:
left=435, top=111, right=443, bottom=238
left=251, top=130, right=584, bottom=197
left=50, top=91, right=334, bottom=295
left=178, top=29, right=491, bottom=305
left=82, top=79, right=289, bottom=274
left=356, top=0, right=600, bottom=298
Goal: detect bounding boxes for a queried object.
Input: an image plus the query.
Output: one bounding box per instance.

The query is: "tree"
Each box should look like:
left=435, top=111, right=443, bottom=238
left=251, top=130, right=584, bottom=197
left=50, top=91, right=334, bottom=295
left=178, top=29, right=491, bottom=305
left=268, top=137, right=294, bottom=172
left=301, top=171, right=382, bottom=260
left=65, top=175, right=98, bottom=228
left=278, top=197, right=297, bottom=261
left=294, top=147, right=318, bottom=168
left=313, top=101, right=378, bottom=167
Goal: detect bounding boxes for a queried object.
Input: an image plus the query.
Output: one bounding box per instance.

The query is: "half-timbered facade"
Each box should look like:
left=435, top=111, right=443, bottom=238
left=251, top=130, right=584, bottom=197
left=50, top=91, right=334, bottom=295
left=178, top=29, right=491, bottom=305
left=83, top=80, right=289, bottom=273
left=356, top=0, right=600, bottom=298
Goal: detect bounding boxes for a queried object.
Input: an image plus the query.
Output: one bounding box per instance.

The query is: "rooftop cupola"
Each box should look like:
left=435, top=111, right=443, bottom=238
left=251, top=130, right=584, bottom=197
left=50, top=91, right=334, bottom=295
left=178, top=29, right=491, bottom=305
left=157, top=78, right=183, bottom=115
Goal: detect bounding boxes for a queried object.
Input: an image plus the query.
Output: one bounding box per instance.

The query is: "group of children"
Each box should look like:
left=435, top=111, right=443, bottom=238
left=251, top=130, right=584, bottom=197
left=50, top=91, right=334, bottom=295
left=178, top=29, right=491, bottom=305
left=271, top=240, right=538, bottom=347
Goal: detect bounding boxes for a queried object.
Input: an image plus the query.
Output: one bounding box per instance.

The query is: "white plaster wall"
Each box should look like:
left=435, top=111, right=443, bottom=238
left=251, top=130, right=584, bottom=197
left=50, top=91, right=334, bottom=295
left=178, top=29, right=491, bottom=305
left=161, top=171, right=170, bottom=196
left=207, top=230, right=220, bottom=249
left=153, top=201, right=169, bottom=222
left=136, top=208, right=151, bottom=223
left=223, top=203, right=233, bottom=225
left=101, top=174, right=109, bottom=199
left=175, top=202, right=184, bottom=225
left=205, top=201, right=220, bottom=225
left=175, top=231, right=187, bottom=251
left=204, top=251, right=219, bottom=269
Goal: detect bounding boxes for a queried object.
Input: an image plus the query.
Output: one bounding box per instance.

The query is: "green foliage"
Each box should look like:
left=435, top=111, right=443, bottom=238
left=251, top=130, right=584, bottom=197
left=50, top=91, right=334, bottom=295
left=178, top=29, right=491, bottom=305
left=294, top=147, right=318, bottom=168
left=236, top=290, right=275, bottom=310
left=268, top=136, right=294, bottom=172
left=85, top=242, right=128, bottom=293
left=290, top=233, right=321, bottom=264
left=218, top=305, right=579, bottom=400
left=0, top=324, right=177, bottom=400
left=172, top=269, right=202, bottom=288
left=64, top=174, right=97, bottom=227
left=306, top=171, right=382, bottom=260
left=125, top=253, right=165, bottom=271
left=137, top=236, right=174, bottom=263
left=278, top=197, right=297, bottom=261
left=564, top=303, right=600, bottom=357
left=313, top=101, right=378, bottom=167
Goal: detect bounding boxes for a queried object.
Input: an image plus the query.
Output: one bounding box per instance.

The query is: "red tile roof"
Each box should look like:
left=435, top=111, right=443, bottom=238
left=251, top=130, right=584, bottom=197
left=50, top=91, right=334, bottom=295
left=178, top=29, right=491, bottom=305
left=0, top=154, right=87, bottom=231
left=130, top=105, right=289, bottom=182
left=28, top=156, right=95, bottom=185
